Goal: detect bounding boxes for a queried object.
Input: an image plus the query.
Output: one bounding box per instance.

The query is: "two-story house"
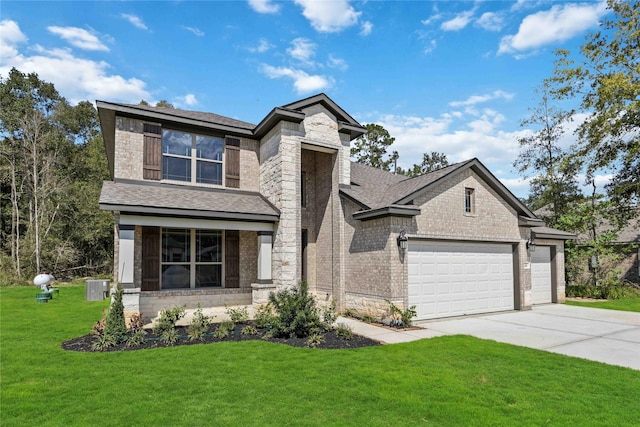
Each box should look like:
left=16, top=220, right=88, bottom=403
left=97, top=93, right=573, bottom=321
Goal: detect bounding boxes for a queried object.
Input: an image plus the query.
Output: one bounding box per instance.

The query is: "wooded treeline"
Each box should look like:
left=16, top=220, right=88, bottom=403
left=0, top=68, right=112, bottom=282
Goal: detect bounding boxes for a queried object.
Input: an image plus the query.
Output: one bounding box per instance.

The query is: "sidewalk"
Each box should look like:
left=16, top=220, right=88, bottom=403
left=336, top=316, right=446, bottom=344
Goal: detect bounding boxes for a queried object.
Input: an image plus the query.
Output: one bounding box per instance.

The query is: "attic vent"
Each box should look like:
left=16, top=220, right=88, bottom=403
left=143, top=123, right=161, bottom=135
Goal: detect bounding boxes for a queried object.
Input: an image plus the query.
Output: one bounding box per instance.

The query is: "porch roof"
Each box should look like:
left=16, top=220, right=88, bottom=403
left=99, top=180, right=280, bottom=222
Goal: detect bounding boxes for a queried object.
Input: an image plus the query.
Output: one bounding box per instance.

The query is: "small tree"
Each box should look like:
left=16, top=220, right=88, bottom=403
left=104, top=282, right=127, bottom=342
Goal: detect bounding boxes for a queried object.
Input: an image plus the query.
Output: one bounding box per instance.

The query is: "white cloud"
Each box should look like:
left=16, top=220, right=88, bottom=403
left=294, top=0, right=361, bottom=33
left=177, top=93, right=198, bottom=107
left=182, top=26, right=204, bottom=37
left=360, top=21, right=373, bottom=36
left=248, top=0, right=280, bottom=14
left=421, top=13, right=443, bottom=26
left=287, top=38, right=316, bottom=65
left=449, top=90, right=514, bottom=107
left=249, top=38, right=274, bottom=53
left=498, top=1, right=608, bottom=55
left=47, top=26, right=109, bottom=51
left=441, top=8, right=475, bottom=31
left=260, top=64, right=332, bottom=94
left=0, top=21, right=151, bottom=104
left=0, top=20, right=27, bottom=58
left=423, top=39, right=437, bottom=54
left=121, top=14, right=148, bottom=30
left=327, top=54, right=348, bottom=71
left=476, top=12, right=504, bottom=32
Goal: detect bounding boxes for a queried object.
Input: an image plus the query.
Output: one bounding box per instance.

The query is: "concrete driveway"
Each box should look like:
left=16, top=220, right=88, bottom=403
left=416, top=304, right=640, bottom=370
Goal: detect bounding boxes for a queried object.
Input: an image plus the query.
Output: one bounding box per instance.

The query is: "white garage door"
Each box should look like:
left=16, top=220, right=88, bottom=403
left=531, top=246, right=552, bottom=304
left=408, top=241, right=515, bottom=320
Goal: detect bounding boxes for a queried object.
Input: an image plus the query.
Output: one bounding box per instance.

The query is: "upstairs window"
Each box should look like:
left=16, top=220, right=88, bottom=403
left=162, top=130, right=223, bottom=185
left=464, top=187, right=475, bottom=214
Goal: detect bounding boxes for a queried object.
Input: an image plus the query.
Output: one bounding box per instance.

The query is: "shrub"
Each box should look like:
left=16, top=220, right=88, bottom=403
left=128, top=313, right=145, bottom=334
left=161, top=328, right=179, bottom=345
left=188, top=305, right=211, bottom=341
left=213, top=320, right=235, bottom=339
left=386, top=300, right=417, bottom=328
left=126, top=330, right=146, bottom=348
left=92, top=334, right=116, bottom=351
left=104, top=283, right=127, bottom=342
left=268, top=280, right=324, bottom=338
left=254, top=304, right=277, bottom=329
left=334, top=323, right=353, bottom=340
left=153, top=305, right=185, bottom=336
left=306, top=332, right=324, bottom=348
left=322, top=299, right=337, bottom=327
left=91, top=308, right=107, bottom=336
left=241, top=325, right=258, bottom=336
left=225, top=306, right=249, bottom=323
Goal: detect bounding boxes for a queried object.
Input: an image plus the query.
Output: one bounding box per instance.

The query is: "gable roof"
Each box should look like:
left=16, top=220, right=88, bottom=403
left=342, top=158, right=537, bottom=220
left=97, top=94, right=366, bottom=178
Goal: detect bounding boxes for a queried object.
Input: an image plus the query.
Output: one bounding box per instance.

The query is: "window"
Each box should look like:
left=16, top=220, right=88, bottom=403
left=162, top=130, right=223, bottom=185
left=161, top=228, right=222, bottom=289
left=464, top=188, right=475, bottom=214
left=301, top=171, right=307, bottom=207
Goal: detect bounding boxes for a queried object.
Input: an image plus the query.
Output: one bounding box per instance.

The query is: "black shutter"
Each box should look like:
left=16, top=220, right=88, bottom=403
left=225, top=137, right=240, bottom=188
left=141, top=226, right=160, bottom=291
left=143, top=124, right=162, bottom=180
left=225, top=230, right=240, bottom=288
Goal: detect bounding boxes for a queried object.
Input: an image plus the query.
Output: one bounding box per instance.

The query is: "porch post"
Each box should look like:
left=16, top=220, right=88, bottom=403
left=257, top=231, right=273, bottom=283
left=252, top=231, right=275, bottom=306
left=118, top=224, right=135, bottom=287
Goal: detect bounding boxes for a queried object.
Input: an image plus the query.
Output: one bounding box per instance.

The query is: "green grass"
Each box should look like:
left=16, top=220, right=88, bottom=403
left=2, top=285, right=640, bottom=427
left=566, top=297, right=640, bottom=312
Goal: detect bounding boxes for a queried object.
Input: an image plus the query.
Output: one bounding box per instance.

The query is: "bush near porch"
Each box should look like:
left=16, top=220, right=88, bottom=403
left=2, top=284, right=639, bottom=426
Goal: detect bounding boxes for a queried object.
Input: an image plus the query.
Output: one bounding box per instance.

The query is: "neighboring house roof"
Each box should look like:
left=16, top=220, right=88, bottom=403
left=534, top=206, right=638, bottom=244
left=99, top=180, right=280, bottom=222
left=342, top=158, right=537, bottom=220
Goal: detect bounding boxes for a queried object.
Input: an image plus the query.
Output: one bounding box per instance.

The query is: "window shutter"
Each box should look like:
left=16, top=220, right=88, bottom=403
left=141, top=226, right=160, bottom=291
left=225, top=230, right=240, bottom=288
left=225, top=137, right=240, bottom=188
left=143, top=124, right=162, bottom=180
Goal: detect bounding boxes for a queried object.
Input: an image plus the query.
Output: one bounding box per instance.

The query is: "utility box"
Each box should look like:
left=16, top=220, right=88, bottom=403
left=86, top=280, right=110, bottom=301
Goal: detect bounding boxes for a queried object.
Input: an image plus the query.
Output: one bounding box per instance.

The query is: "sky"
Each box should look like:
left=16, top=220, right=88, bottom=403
left=0, top=0, right=613, bottom=198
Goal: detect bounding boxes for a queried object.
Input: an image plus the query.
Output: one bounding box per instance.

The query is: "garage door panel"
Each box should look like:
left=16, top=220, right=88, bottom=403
left=531, top=246, right=552, bottom=304
left=408, top=241, right=515, bottom=320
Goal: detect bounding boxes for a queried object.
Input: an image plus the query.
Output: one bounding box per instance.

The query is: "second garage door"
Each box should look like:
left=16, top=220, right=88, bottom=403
left=531, top=246, right=552, bottom=304
left=408, top=241, right=515, bottom=320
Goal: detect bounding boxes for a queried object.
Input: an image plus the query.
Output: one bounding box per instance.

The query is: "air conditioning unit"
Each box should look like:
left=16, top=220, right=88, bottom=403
left=86, top=280, right=110, bottom=301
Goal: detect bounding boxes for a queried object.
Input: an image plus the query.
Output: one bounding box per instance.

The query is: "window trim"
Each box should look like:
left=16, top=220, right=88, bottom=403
left=161, top=129, right=225, bottom=187
left=160, top=228, right=225, bottom=289
left=464, top=187, right=475, bottom=215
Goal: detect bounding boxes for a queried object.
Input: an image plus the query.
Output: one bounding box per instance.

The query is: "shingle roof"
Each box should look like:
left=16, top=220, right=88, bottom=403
left=104, top=102, right=256, bottom=130
left=342, top=158, right=538, bottom=221
left=99, top=180, right=279, bottom=221
left=343, top=161, right=470, bottom=210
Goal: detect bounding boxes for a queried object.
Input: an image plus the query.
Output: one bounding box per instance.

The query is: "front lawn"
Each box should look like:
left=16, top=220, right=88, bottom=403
left=2, top=285, right=639, bottom=426
left=566, top=297, right=640, bottom=313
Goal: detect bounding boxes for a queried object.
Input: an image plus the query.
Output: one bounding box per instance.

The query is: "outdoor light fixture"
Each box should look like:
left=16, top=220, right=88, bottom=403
left=526, top=236, right=536, bottom=252
left=397, top=230, right=409, bottom=250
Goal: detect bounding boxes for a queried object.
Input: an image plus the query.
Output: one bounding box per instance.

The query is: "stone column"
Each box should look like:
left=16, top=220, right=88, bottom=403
left=257, top=231, right=273, bottom=283
left=118, top=225, right=135, bottom=287
left=252, top=231, right=275, bottom=305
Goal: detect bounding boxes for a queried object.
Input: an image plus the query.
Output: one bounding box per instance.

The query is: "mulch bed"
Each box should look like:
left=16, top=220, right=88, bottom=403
left=62, top=321, right=381, bottom=352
